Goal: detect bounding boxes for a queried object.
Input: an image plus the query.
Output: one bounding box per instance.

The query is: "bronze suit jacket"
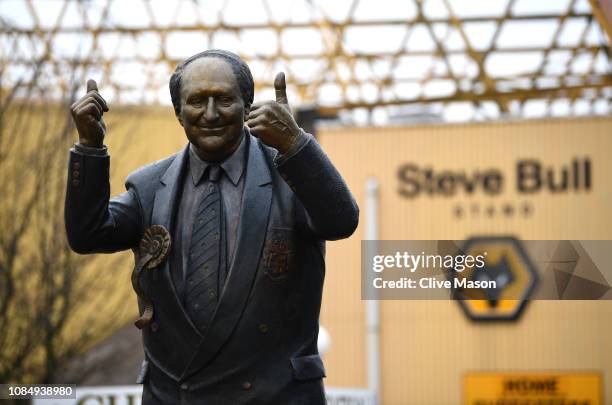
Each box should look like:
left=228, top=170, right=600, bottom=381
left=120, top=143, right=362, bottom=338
left=64, top=131, right=359, bottom=404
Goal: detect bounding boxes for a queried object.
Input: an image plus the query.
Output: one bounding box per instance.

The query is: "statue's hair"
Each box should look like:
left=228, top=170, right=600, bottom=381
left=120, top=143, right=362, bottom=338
left=169, top=49, right=254, bottom=115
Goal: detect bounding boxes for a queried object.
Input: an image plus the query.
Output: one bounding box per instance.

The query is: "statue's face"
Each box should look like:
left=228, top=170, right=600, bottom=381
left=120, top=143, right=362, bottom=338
left=177, top=57, right=248, bottom=162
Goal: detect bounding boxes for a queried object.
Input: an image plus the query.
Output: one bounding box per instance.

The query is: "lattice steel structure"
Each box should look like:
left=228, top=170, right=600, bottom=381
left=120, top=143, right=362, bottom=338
left=1, top=0, right=611, bottom=123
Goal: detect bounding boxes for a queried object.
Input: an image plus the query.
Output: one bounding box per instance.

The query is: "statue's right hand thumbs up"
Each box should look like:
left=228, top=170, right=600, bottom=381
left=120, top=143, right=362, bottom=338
left=70, top=79, right=109, bottom=147
left=274, top=72, right=289, bottom=107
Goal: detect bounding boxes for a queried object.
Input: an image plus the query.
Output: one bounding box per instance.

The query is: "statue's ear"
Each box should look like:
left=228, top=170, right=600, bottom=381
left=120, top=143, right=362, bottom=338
left=243, top=104, right=250, bottom=121
left=176, top=111, right=184, bottom=127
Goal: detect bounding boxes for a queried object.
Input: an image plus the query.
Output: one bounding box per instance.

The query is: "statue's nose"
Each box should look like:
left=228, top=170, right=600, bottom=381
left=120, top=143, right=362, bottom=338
left=203, top=96, right=219, bottom=122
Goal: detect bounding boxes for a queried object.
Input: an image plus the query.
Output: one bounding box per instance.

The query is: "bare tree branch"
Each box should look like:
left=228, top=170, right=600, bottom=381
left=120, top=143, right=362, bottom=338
left=0, top=56, right=138, bottom=384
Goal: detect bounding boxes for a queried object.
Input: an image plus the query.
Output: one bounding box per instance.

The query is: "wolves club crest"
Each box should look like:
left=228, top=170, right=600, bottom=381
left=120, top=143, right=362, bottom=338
left=263, top=228, right=295, bottom=281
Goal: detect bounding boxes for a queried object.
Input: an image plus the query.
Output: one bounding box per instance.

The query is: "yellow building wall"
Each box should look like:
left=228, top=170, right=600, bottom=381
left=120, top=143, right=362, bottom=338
left=317, top=116, right=612, bottom=404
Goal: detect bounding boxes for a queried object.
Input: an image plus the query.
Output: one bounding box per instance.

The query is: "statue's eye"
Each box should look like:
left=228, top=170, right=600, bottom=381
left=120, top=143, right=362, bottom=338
left=188, top=97, right=204, bottom=107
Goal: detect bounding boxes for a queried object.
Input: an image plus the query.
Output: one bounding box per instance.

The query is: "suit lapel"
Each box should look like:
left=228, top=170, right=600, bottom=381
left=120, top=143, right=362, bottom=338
left=182, top=134, right=273, bottom=379
left=154, top=145, right=187, bottom=231
left=151, top=145, right=203, bottom=339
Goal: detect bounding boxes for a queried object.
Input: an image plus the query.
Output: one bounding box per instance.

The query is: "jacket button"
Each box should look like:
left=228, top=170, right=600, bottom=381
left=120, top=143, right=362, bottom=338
left=258, top=324, right=268, bottom=333
left=72, top=179, right=80, bottom=187
left=150, top=322, right=159, bottom=332
left=180, top=383, right=189, bottom=390
left=73, top=170, right=80, bottom=178
left=242, top=382, right=252, bottom=391
left=73, top=162, right=80, bottom=169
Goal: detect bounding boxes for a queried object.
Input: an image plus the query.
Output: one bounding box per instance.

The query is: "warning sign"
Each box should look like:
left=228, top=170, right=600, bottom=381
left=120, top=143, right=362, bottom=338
left=464, top=372, right=603, bottom=405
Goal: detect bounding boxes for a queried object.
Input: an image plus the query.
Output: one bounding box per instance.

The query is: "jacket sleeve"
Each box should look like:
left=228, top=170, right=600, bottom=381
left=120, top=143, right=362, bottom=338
left=275, top=132, right=359, bottom=241
left=64, top=147, right=143, bottom=254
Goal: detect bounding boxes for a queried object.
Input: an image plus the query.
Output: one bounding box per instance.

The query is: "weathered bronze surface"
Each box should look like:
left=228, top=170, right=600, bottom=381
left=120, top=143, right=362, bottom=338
left=65, top=50, right=359, bottom=404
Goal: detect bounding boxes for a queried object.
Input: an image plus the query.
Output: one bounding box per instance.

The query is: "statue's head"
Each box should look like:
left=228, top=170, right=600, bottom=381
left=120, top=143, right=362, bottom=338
left=170, top=50, right=254, bottom=162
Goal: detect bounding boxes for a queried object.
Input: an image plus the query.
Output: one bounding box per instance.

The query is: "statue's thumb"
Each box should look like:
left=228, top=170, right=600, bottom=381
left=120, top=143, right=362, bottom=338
left=87, top=79, right=98, bottom=93
left=274, top=72, right=288, bottom=105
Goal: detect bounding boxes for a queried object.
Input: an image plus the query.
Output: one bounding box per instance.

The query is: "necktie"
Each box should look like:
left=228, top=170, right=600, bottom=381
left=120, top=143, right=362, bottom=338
left=185, top=165, right=224, bottom=333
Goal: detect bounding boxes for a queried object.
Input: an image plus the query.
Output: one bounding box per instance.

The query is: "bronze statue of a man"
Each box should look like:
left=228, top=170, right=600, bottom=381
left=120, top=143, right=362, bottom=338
left=65, top=49, right=358, bottom=404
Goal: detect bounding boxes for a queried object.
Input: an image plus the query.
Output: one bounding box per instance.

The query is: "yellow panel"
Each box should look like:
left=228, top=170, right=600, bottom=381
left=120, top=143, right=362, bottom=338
left=318, top=117, right=612, bottom=404
left=464, top=372, right=603, bottom=405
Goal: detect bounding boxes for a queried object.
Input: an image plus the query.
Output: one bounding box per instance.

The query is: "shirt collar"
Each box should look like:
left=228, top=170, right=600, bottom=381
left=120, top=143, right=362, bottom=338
left=189, top=132, right=247, bottom=186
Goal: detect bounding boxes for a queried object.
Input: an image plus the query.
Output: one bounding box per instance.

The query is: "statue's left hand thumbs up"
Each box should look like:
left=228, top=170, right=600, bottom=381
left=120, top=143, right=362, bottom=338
left=247, top=72, right=302, bottom=154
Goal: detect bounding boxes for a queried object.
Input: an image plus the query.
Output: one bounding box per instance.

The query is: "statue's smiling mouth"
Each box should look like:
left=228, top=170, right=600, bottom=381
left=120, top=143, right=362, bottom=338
left=198, top=125, right=226, bottom=132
